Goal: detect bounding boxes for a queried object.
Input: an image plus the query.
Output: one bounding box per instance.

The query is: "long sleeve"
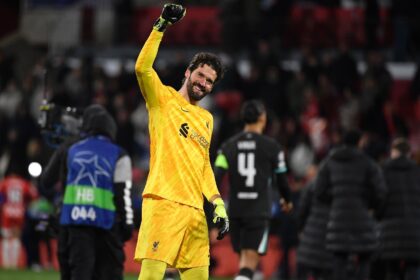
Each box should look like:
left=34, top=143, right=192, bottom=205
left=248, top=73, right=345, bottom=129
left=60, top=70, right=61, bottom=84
left=296, top=183, right=313, bottom=231
left=214, top=150, right=228, bottom=188
left=135, top=30, right=165, bottom=108
left=275, top=172, right=291, bottom=203
left=214, top=166, right=227, bottom=190
left=40, top=141, right=71, bottom=200
left=314, top=159, right=332, bottom=203
left=202, top=154, right=221, bottom=203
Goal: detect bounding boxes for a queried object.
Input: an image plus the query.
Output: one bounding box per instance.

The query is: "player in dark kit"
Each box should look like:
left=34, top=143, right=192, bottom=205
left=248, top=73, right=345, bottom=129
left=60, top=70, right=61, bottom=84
left=214, top=100, right=293, bottom=280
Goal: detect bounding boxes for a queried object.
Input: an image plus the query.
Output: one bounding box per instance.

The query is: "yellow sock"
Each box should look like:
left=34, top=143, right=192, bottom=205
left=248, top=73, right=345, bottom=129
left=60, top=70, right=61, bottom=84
left=138, top=259, right=167, bottom=280
left=179, top=266, right=209, bottom=280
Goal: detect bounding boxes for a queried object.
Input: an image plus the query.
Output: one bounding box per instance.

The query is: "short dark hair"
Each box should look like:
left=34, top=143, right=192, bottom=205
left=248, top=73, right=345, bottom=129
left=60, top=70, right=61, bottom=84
left=391, top=137, right=410, bottom=155
left=343, top=129, right=362, bottom=147
left=240, top=100, right=266, bottom=124
left=187, top=52, right=224, bottom=83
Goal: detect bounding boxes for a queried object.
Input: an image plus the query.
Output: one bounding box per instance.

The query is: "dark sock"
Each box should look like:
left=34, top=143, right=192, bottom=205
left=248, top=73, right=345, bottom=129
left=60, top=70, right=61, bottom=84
left=238, top=267, right=254, bottom=279
left=164, top=270, right=176, bottom=279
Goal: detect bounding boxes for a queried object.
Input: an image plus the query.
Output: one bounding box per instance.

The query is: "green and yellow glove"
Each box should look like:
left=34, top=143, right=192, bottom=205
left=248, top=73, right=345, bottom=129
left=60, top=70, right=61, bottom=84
left=153, top=3, right=186, bottom=32
left=212, top=198, right=229, bottom=240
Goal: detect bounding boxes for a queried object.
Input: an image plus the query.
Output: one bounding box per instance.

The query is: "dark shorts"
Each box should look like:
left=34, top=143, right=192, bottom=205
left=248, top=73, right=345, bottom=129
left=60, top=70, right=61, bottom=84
left=230, top=217, right=270, bottom=255
left=66, top=226, right=125, bottom=280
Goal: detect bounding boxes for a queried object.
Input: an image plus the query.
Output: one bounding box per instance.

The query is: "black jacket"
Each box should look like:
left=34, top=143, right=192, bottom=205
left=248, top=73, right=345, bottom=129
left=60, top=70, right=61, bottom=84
left=296, top=182, right=333, bottom=269
left=379, top=156, right=420, bottom=260
left=315, top=146, right=387, bottom=253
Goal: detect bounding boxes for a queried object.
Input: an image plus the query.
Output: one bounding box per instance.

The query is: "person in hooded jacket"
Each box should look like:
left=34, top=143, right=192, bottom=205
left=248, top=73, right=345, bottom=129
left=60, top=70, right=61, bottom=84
left=314, top=129, right=387, bottom=280
left=40, top=105, right=133, bottom=280
left=41, top=104, right=107, bottom=279
left=378, top=137, right=420, bottom=280
left=296, top=179, right=333, bottom=280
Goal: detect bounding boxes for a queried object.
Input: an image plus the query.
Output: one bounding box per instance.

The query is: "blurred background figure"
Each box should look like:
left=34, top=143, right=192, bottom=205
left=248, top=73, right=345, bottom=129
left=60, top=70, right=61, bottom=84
left=0, top=165, right=38, bottom=268
left=378, top=138, right=420, bottom=280
left=21, top=196, right=55, bottom=271
left=296, top=164, right=333, bottom=280
left=214, top=100, right=292, bottom=280
left=314, top=130, right=387, bottom=280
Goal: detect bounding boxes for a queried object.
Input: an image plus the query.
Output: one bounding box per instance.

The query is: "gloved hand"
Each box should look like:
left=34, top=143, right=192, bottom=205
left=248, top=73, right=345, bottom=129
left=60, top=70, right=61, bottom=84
left=153, top=3, right=186, bottom=32
left=212, top=198, right=229, bottom=240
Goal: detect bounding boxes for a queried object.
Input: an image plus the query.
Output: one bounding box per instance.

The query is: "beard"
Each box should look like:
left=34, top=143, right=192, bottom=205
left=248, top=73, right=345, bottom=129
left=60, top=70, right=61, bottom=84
left=186, top=76, right=209, bottom=102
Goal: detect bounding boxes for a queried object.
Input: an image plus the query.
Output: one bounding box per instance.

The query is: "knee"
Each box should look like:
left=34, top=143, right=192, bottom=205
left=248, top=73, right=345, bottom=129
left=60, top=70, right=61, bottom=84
left=179, top=266, right=209, bottom=280
left=139, top=259, right=167, bottom=280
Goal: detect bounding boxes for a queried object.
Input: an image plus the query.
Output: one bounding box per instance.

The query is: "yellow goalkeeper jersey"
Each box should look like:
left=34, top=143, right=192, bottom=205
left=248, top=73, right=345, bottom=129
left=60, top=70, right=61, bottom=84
left=135, top=30, right=220, bottom=209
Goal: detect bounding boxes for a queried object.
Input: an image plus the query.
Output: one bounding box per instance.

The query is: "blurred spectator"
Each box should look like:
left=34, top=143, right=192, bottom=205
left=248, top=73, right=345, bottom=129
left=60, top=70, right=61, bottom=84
left=314, top=129, right=387, bottom=280
left=378, top=138, right=420, bottom=280
left=364, top=0, right=380, bottom=50
left=219, top=0, right=249, bottom=54
left=317, top=72, right=339, bottom=124
left=391, top=0, right=415, bottom=61
left=259, top=0, right=293, bottom=47
left=300, top=86, right=330, bottom=158
left=289, top=137, right=315, bottom=179
left=258, top=65, right=290, bottom=119
left=114, top=0, right=133, bottom=44
left=300, top=47, right=320, bottom=86
left=0, top=49, right=15, bottom=91
left=0, top=79, right=22, bottom=119
left=338, top=87, right=360, bottom=131
left=286, top=71, right=309, bottom=119
left=0, top=166, right=38, bottom=268
left=409, top=61, right=420, bottom=101
left=330, top=42, right=359, bottom=94
left=21, top=197, right=55, bottom=271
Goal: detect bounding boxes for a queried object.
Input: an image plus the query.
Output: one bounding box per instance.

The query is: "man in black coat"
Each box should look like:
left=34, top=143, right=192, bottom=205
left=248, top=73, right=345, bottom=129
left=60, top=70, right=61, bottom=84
left=296, top=179, right=333, bottom=280
left=314, top=130, right=387, bottom=280
left=379, top=137, right=420, bottom=280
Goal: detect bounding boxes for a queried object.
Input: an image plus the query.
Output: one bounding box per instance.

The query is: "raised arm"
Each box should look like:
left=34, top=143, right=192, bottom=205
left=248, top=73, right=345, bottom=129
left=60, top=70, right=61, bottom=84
left=135, top=4, right=186, bottom=107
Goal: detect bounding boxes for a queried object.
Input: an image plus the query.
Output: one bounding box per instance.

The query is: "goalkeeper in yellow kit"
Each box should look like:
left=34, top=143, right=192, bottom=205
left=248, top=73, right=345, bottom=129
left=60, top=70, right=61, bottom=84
left=134, top=3, right=229, bottom=280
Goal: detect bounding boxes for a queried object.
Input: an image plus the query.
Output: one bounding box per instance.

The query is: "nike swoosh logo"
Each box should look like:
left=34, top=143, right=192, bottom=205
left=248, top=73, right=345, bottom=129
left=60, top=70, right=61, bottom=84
left=180, top=107, right=189, bottom=112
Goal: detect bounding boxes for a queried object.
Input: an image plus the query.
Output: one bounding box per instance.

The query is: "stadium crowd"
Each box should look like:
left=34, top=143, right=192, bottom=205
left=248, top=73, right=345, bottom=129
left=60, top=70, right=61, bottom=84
left=0, top=0, right=420, bottom=279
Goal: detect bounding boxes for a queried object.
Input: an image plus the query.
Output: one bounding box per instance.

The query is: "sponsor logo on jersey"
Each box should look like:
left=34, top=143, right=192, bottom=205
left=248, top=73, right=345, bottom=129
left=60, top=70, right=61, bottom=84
left=179, top=123, right=189, bottom=138
left=190, top=129, right=209, bottom=149
left=178, top=122, right=209, bottom=149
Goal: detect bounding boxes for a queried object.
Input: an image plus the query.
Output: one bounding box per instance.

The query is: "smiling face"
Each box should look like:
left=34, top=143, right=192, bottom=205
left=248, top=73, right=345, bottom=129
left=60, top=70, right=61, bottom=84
left=185, top=64, right=217, bottom=102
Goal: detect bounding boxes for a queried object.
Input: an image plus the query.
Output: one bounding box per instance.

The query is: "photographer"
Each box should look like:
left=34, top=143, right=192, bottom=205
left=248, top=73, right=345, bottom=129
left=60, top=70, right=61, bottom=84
left=40, top=104, right=134, bottom=280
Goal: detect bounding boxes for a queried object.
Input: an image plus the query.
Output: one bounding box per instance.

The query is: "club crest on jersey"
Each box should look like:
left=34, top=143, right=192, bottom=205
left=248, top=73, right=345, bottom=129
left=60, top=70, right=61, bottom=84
left=152, top=241, right=159, bottom=252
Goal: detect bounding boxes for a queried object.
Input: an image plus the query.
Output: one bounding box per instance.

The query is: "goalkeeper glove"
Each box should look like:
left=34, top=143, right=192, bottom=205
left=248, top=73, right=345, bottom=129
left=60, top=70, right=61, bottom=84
left=212, top=198, right=229, bottom=240
left=153, top=3, right=186, bottom=32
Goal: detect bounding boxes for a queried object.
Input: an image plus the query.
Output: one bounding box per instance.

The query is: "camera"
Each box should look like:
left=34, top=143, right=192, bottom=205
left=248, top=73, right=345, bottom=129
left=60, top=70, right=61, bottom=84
left=38, top=102, right=83, bottom=148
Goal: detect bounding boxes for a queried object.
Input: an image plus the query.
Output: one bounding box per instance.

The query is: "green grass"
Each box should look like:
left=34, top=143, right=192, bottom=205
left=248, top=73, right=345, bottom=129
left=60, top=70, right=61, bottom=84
left=0, top=269, right=231, bottom=280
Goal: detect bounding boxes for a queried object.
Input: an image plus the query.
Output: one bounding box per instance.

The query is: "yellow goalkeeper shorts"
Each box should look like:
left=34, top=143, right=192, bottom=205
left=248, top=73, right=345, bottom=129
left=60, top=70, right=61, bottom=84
left=134, top=196, right=210, bottom=268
